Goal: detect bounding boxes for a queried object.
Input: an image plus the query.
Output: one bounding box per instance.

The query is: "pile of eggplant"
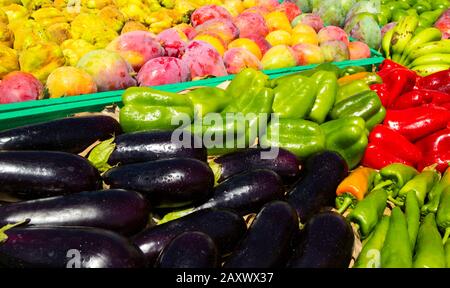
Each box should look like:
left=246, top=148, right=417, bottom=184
left=0, top=116, right=354, bottom=268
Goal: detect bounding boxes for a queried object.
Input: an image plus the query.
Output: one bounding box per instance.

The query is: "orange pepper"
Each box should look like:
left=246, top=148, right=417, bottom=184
left=337, top=72, right=371, bottom=86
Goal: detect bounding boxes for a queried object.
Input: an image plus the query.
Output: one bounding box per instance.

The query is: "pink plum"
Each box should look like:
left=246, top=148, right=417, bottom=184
left=242, top=34, right=272, bottom=55
left=191, top=5, right=233, bottom=27
left=173, top=24, right=198, bottom=40
left=348, top=41, right=371, bottom=60
left=223, top=47, right=262, bottom=74
left=106, top=31, right=165, bottom=71
left=291, top=43, right=325, bottom=65
left=0, top=71, right=43, bottom=104
left=77, top=49, right=137, bottom=92
left=181, top=40, right=227, bottom=79
left=242, top=6, right=271, bottom=16
left=291, top=13, right=324, bottom=33
left=156, top=28, right=187, bottom=58
left=256, top=0, right=280, bottom=11
left=137, top=57, right=190, bottom=86
left=275, top=2, right=302, bottom=22
left=194, top=19, right=239, bottom=45
left=234, top=12, right=269, bottom=37
left=320, top=40, right=350, bottom=62
left=317, top=26, right=350, bottom=45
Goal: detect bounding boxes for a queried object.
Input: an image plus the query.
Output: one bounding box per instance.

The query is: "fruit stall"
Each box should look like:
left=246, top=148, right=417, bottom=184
left=0, top=0, right=449, bottom=269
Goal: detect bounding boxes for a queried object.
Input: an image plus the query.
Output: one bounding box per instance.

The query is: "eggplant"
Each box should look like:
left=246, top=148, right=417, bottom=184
left=156, top=231, right=219, bottom=268
left=224, top=201, right=299, bottom=268
left=287, top=211, right=354, bottom=268
left=0, top=226, right=145, bottom=268
left=103, top=158, right=214, bottom=208
left=287, top=151, right=348, bottom=223
left=0, top=151, right=101, bottom=199
left=0, top=116, right=122, bottom=153
left=107, top=131, right=207, bottom=165
left=132, top=208, right=246, bottom=266
left=0, top=189, right=150, bottom=236
left=210, top=148, right=302, bottom=183
left=194, top=169, right=284, bottom=216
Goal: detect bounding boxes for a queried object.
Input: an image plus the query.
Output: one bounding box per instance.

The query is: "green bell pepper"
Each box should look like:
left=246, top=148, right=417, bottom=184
left=379, top=6, right=393, bottom=26
left=120, top=87, right=194, bottom=133
left=270, top=63, right=341, bottom=87
left=414, top=1, right=432, bottom=14
left=437, top=187, right=450, bottom=245
left=432, top=0, right=449, bottom=10
left=272, top=75, right=317, bottom=119
left=348, top=188, right=388, bottom=239
left=445, top=240, right=450, bottom=268
left=320, top=116, right=368, bottom=169
left=374, top=163, right=419, bottom=198
left=307, top=71, right=337, bottom=124
left=396, top=169, right=440, bottom=207
left=259, top=119, right=325, bottom=159
left=422, top=167, right=450, bottom=216
left=392, top=9, right=409, bottom=21
left=413, top=213, right=446, bottom=268
left=335, top=79, right=371, bottom=104
left=420, top=9, right=445, bottom=24
left=340, top=66, right=367, bottom=77
left=186, top=87, right=230, bottom=118
left=405, top=191, right=420, bottom=252
left=381, top=207, right=413, bottom=268
left=225, top=68, right=268, bottom=99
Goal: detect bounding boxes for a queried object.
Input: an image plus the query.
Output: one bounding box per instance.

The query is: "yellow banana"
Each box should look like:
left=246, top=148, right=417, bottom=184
left=408, top=53, right=450, bottom=68
left=411, top=64, right=450, bottom=76
left=407, top=40, right=450, bottom=63
left=399, top=27, right=442, bottom=64
left=382, top=27, right=395, bottom=59
left=390, top=16, right=419, bottom=60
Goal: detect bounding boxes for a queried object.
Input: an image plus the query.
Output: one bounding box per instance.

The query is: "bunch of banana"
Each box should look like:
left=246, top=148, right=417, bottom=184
left=382, top=15, right=450, bottom=76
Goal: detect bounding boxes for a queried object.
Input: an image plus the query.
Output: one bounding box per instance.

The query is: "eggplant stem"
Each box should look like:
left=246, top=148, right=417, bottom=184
left=207, top=160, right=222, bottom=186
left=337, top=197, right=353, bottom=214
left=443, top=228, right=450, bottom=245
left=0, top=219, right=30, bottom=243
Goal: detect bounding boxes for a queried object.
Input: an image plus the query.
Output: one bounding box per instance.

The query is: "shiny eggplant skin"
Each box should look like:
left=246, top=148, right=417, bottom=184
left=212, top=148, right=302, bottom=183
left=0, top=226, right=145, bottom=268
left=132, top=208, right=246, bottom=266
left=108, top=131, right=207, bottom=165
left=0, top=189, right=150, bottom=236
left=0, top=116, right=122, bottom=153
left=288, top=211, right=354, bottom=268
left=287, top=151, right=348, bottom=223
left=103, top=158, right=214, bottom=208
left=224, top=201, right=299, bottom=268
left=0, top=151, right=102, bottom=199
left=194, top=169, right=284, bottom=216
left=156, top=231, right=219, bottom=268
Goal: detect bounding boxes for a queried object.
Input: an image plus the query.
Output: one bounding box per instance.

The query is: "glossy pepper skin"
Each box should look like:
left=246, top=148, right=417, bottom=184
left=370, top=83, right=391, bottom=107
left=415, top=128, right=450, bottom=173
left=378, top=59, right=407, bottom=72
left=348, top=188, right=388, bottom=239
left=307, top=71, right=337, bottom=124
left=335, top=79, right=370, bottom=104
left=260, top=119, right=325, bottom=159
left=416, top=69, right=450, bottom=94
left=413, top=213, right=446, bottom=268
left=396, top=169, right=440, bottom=207
left=353, top=216, right=390, bottom=268
left=383, top=106, right=450, bottom=142
left=320, top=117, right=368, bottom=169
left=337, top=72, right=382, bottom=87
left=374, top=163, right=419, bottom=198
left=272, top=75, right=317, bottom=119
left=380, top=207, right=412, bottom=268
left=378, top=67, right=417, bottom=108
left=226, top=68, right=268, bottom=99
left=186, top=87, right=230, bottom=118
left=437, top=187, right=450, bottom=245
left=391, top=89, right=450, bottom=110
left=340, top=65, right=366, bottom=77
left=335, top=167, right=377, bottom=214
left=405, top=191, right=420, bottom=252
left=269, top=63, right=341, bottom=87
left=422, top=168, right=450, bottom=216
left=362, top=143, right=412, bottom=169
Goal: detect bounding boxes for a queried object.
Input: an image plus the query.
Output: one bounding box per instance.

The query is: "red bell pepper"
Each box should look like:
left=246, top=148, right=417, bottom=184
left=370, top=83, right=391, bottom=107
left=383, top=106, right=450, bottom=141
left=361, top=143, right=412, bottom=170
left=390, top=89, right=450, bottom=109
left=415, top=128, right=450, bottom=173
left=378, top=59, right=407, bottom=73
left=378, top=68, right=417, bottom=108
left=416, top=69, right=450, bottom=94
left=369, top=125, right=422, bottom=165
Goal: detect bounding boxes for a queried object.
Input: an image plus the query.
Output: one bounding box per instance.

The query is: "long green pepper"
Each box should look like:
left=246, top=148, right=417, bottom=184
left=307, top=71, right=337, bottom=124
left=437, top=187, right=450, bottom=245
left=413, top=213, right=446, bottom=268
left=405, top=191, right=420, bottom=252
left=396, top=169, right=440, bottom=207
left=422, top=167, right=450, bottom=216
left=375, top=163, right=419, bottom=198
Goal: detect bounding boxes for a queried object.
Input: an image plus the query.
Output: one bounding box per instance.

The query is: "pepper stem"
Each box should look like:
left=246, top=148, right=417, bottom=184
left=443, top=228, right=450, bottom=245
left=0, top=219, right=29, bottom=243
left=337, top=197, right=353, bottom=214
left=388, top=196, right=404, bottom=207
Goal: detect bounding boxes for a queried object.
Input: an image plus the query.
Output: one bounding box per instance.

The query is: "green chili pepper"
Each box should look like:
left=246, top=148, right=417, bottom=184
left=186, top=87, right=230, bottom=118
left=422, top=167, right=450, bottom=216
left=437, top=187, right=450, bottom=245
left=413, top=213, right=446, bottom=268
left=340, top=66, right=367, bottom=77
left=405, top=191, right=420, bottom=252
left=269, top=63, right=341, bottom=87
left=259, top=119, right=325, bottom=159
left=354, top=216, right=390, bottom=268
left=396, top=169, right=440, bottom=207
left=272, top=75, right=317, bottom=119
left=381, top=207, right=413, bottom=268
left=445, top=241, right=450, bottom=268
left=348, top=188, right=388, bottom=239
left=120, top=87, right=194, bottom=133
left=320, top=116, right=368, bottom=169
left=375, top=163, right=419, bottom=198
left=365, top=107, right=387, bottom=132
left=335, top=79, right=370, bottom=104
left=307, top=71, right=337, bottom=124
left=226, top=68, right=268, bottom=99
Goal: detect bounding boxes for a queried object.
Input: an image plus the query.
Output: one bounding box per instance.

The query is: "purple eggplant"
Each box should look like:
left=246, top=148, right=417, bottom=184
left=210, top=148, right=302, bottom=183
left=0, top=189, right=150, bottom=236
left=0, top=226, right=145, bottom=268
left=107, top=131, right=207, bottom=165
left=193, top=169, right=284, bottom=216
left=0, top=151, right=101, bottom=200
left=288, top=211, right=354, bottom=268
left=156, top=231, right=219, bottom=268
left=0, top=116, right=121, bottom=153
left=132, top=208, right=246, bottom=266
left=223, top=201, right=299, bottom=268
left=287, top=151, right=348, bottom=223
left=103, top=158, right=214, bottom=208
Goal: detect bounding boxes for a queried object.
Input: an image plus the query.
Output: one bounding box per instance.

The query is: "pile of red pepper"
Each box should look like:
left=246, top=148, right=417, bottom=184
left=365, top=60, right=450, bottom=173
